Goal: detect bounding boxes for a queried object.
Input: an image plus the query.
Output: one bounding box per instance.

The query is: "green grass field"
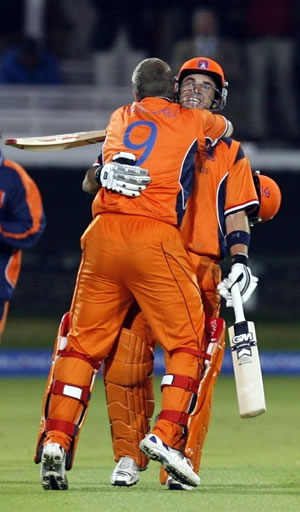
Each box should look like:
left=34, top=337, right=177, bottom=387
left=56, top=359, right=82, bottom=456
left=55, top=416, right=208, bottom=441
left=2, top=314, right=300, bottom=350
left=1, top=376, right=299, bottom=512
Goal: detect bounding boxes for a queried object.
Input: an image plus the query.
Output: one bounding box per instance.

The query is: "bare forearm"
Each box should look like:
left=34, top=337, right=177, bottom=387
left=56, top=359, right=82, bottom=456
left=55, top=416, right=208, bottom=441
left=225, top=210, right=250, bottom=257
left=82, top=167, right=101, bottom=195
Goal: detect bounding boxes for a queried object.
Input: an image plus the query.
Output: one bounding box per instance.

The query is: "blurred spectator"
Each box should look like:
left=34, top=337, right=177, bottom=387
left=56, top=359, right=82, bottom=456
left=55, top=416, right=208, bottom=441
left=244, top=0, right=299, bottom=142
left=171, top=7, right=242, bottom=82
left=0, top=36, right=62, bottom=84
left=171, top=6, right=244, bottom=129
left=59, top=0, right=97, bottom=58
left=141, top=2, right=189, bottom=63
left=172, top=7, right=220, bottom=73
left=45, top=0, right=97, bottom=59
left=44, top=0, right=71, bottom=58
left=91, top=2, right=147, bottom=86
left=91, top=1, right=146, bottom=54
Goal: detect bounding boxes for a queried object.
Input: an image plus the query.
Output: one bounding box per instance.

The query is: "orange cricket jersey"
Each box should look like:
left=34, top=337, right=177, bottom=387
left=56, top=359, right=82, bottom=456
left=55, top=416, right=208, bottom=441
left=92, top=97, right=229, bottom=226
left=180, top=138, right=259, bottom=260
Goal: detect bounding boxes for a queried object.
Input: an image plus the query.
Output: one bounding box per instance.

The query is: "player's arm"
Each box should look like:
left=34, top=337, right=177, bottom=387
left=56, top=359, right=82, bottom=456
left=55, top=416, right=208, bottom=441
left=225, top=209, right=250, bottom=258
left=82, top=166, right=101, bottom=195
left=201, top=111, right=233, bottom=147
left=218, top=210, right=258, bottom=306
left=224, top=119, right=233, bottom=138
left=0, top=162, right=45, bottom=249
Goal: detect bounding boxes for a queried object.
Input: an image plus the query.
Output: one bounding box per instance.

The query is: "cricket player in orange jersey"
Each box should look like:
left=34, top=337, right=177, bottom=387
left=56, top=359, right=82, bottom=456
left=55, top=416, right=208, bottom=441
left=91, top=58, right=280, bottom=489
left=35, top=57, right=233, bottom=490
left=0, top=150, right=45, bottom=341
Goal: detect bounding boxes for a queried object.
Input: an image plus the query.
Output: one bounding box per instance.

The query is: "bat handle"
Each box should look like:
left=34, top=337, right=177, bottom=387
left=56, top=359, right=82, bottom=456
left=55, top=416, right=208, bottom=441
left=231, top=283, right=246, bottom=323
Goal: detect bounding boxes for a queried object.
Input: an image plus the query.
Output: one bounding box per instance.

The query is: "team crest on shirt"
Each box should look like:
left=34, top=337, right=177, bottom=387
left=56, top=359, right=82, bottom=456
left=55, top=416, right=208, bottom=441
left=199, top=165, right=209, bottom=174
left=195, top=158, right=209, bottom=174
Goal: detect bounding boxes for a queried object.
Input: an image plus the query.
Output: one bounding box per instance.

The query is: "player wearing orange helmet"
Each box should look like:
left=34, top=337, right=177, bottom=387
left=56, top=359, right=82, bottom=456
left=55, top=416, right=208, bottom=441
left=35, top=57, right=281, bottom=491
left=90, top=56, right=281, bottom=490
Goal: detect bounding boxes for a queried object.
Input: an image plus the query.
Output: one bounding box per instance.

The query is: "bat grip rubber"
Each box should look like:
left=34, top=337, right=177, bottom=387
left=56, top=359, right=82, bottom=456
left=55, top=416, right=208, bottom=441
left=231, top=283, right=246, bottom=323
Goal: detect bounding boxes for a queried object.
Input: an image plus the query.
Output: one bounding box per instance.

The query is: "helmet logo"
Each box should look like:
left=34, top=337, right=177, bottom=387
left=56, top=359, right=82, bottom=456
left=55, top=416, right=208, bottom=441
left=261, top=185, right=270, bottom=198
left=197, top=59, right=209, bottom=69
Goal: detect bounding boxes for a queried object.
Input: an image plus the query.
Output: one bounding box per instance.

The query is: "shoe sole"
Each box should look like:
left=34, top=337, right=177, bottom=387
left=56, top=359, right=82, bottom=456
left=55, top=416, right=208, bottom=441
left=41, top=453, right=68, bottom=490
left=168, top=481, right=193, bottom=491
left=111, top=479, right=138, bottom=487
left=140, top=440, right=198, bottom=488
left=42, top=472, right=68, bottom=490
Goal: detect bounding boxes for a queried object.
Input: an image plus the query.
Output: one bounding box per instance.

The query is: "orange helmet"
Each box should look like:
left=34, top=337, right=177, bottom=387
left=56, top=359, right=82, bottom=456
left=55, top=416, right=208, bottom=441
left=250, top=171, right=282, bottom=225
left=177, top=57, right=228, bottom=110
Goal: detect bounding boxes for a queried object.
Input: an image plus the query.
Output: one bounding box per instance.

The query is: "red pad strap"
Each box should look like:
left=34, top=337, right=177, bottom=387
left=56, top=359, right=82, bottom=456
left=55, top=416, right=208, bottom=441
left=159, top=410, right=189, bottom=427
left=172, top=347, right=211, bottom=361
left=58, top=349, right=101, bottom=370
left=46, top=418, right=78, bottom=437
left=161, top=374, right=199, bottom=394
left=50, top=380, right=90, bottom=405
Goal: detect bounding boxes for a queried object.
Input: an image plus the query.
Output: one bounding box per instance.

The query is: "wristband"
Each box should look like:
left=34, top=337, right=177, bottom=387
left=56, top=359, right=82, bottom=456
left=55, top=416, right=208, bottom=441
left=231, top=253, right=248, bottom=266
left=226, top=230, right=250, bottom=249
left=94, top=166, right=102, bottom=185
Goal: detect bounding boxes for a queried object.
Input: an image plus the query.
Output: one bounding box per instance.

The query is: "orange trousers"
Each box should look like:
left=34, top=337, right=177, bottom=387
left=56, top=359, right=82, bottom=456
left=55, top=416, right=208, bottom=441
left=45, top=214, right=206, bottom=451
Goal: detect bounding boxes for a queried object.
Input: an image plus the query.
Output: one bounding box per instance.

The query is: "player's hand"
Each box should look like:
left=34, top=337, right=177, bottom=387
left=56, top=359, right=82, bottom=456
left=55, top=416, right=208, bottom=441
left=100, top=162, right=151, bottom=197
left=217, top=262, right=258, bottom=307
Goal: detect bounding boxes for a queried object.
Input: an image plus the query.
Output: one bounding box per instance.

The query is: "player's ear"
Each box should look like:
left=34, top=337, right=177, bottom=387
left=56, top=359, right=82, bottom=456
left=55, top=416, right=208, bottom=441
left=133, top=90, right=140, bottom=101
left=174, top=79, right=179, bottom=95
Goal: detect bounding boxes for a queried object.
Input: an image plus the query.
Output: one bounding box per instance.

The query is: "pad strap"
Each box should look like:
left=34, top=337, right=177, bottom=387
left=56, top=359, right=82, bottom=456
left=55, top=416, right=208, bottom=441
left=158, top=410, right=189, bottom=427
left=161, top=374, right=199, bottom=393
left=171, top=347, right=210, bottom=361
left=58, top=349, right=101, bottom=370
left=50, top=380, right=91, bottom=405
left=45, top=418, right=78, bottom=437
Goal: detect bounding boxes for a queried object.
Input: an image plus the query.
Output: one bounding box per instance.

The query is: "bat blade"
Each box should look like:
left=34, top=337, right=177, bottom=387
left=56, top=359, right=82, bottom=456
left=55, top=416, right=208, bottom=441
left=4, top=129, right=106, bottom=151
left=229, top=319, right=266, bottom=418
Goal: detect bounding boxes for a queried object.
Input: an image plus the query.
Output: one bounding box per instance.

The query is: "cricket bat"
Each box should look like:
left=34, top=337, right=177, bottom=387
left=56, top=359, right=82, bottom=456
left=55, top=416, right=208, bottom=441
left=4, top=129, right=106, bottom=152
left=228, top=283, right=266, bottom=418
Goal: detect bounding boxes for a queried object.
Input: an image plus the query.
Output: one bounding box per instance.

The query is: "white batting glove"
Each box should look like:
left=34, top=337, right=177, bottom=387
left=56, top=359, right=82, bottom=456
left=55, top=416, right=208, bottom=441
left=99, top=162, right=151, bottom=197
left=218, top=262, right=258, bottom=307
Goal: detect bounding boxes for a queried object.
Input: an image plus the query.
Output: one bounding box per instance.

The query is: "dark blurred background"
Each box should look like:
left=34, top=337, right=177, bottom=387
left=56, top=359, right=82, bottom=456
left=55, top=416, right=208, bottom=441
left=0, top=0, right=299, bottom=340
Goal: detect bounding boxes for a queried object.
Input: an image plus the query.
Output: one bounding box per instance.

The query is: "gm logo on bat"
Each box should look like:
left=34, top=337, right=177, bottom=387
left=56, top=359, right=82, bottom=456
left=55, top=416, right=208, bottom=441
left=231, top=332, right=257, bottom=361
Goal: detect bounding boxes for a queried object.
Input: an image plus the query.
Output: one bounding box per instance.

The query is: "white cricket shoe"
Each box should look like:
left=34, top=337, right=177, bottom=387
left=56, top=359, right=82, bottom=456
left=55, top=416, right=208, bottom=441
left=111, top=457, right=140, bottom=487
left=166, top=475, right=194, bottom=491
left=139, top=434, right=200, bottom=488
left=40, top=442, right=68, bottom=490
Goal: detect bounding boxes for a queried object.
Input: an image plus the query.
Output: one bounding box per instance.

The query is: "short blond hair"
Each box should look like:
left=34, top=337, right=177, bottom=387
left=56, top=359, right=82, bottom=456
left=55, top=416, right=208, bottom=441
left=132, top=58, right=175, bottom=101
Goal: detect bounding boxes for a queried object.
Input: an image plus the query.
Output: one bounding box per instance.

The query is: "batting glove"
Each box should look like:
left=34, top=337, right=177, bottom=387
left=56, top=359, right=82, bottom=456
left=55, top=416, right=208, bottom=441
left=99, top=162, right=151, bottom=197
left=218, top=258, right=258, bottom=307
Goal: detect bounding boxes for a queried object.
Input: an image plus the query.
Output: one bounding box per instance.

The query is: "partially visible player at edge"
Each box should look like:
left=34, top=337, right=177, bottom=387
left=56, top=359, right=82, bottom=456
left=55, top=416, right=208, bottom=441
left=0, top=149, right=45, bottom=342
left=86, top=57, right=280, bottom=489
left=34, top=57, right=233, bottom=490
